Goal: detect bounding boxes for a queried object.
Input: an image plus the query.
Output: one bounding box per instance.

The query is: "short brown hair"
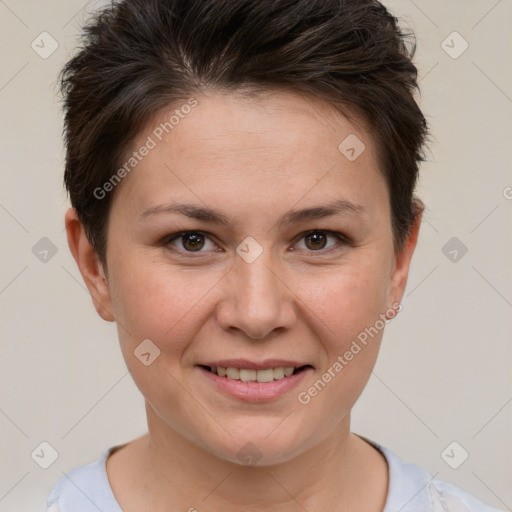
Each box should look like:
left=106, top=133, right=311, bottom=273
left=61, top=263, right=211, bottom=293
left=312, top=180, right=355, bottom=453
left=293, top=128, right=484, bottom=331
left=60, top=0, right=429, bottom=265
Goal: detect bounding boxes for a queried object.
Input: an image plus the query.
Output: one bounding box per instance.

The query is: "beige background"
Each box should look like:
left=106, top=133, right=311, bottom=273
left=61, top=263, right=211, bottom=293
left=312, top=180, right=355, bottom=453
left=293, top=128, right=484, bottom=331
left=1, top=0, right=511, bottom=510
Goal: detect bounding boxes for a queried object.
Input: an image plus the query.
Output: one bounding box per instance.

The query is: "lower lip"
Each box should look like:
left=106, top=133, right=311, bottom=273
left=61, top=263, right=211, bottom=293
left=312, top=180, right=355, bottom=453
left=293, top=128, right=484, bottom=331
left=196, top=366, right=313, bottom=402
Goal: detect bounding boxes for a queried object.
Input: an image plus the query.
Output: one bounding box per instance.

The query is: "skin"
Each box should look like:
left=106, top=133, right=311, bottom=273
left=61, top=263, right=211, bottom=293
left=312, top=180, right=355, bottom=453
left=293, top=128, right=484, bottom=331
left=66, top=88, right=422, bottom=511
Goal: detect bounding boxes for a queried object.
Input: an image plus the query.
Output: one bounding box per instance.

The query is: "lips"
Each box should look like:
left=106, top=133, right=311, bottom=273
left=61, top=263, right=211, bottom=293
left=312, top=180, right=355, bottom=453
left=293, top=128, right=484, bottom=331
left=196, top=359, right=314, bottom=401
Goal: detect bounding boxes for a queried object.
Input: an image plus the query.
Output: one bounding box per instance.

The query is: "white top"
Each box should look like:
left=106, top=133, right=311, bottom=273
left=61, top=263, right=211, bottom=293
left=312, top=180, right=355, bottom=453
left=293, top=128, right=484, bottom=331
left=46, top=438, right=505, bottom=511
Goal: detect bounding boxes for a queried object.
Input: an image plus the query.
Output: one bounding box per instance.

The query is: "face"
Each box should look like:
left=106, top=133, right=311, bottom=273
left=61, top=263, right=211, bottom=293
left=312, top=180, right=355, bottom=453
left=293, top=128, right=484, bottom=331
left=69, top=89, right=419, bottom=465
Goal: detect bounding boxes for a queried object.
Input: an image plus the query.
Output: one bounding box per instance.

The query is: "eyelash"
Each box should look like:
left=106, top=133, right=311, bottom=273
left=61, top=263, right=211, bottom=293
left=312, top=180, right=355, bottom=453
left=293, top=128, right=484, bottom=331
left=160, top=230, right=351, bottom=257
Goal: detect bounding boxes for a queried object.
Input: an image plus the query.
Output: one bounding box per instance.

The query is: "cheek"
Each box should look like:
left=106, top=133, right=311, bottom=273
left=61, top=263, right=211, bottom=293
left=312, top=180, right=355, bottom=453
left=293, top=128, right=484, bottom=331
left=107, top=257, right=211, bottom=409
left=295, top=267, right=387, bottom=422
left=293, top=254, right=390, bottom=407
left=108, top=253, right=222, bottom=351
left=297, top=257, right=390, bottom=342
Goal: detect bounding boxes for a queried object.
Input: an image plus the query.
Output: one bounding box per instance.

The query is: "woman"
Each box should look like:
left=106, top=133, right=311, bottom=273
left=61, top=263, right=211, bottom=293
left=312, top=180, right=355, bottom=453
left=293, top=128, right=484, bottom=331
left=47, top=0, right=504, bottom=510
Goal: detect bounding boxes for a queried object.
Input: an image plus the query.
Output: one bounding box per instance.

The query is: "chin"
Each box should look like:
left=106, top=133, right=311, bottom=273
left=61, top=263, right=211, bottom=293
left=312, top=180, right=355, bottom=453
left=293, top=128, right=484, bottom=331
left=201, top=420, right=314, bottom=467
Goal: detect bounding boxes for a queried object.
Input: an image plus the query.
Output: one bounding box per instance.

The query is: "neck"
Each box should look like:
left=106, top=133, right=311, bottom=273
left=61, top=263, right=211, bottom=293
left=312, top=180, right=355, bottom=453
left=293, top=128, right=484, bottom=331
left=131, top=403, right=389, bottom=511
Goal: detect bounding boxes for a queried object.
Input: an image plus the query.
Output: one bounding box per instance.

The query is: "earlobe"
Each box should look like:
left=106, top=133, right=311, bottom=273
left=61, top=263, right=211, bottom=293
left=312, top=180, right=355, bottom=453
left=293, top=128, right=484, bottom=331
left=64, top=207, right=115, bottom=322
left=387, top=200, right=424, bottom=309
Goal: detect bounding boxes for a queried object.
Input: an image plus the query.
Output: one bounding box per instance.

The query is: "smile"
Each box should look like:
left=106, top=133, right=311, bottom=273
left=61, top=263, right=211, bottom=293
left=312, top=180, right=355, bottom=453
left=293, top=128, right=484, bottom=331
left=196, top=361, right=314, bottom=402
left=202, top=366, right=310, bottom=382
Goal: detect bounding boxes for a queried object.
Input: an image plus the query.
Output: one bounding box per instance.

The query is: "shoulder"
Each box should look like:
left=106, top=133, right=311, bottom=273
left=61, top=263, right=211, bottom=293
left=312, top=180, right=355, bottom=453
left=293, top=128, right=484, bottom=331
left=369, top=439, right=506, bottom=512
left=46, top=446, right=124, bottom=512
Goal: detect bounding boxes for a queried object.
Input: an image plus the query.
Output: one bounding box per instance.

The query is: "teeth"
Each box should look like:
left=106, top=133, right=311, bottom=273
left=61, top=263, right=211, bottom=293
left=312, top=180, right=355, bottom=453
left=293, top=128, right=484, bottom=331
left=211, top=366, right=299, bottom=381
left=226, top=367, right=240, bottom=380
left=273, top=367, right=285, bottom=379
left=239, top=369, right=257, bottom=381
left=256, top=369, right=274, bottom=383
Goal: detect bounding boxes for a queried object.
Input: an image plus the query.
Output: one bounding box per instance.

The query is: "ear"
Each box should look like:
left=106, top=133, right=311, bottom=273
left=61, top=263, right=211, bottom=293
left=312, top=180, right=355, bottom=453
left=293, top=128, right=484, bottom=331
left=64, top=207, right=115, bottom=322
left=387, top=199, right=424, bottom=310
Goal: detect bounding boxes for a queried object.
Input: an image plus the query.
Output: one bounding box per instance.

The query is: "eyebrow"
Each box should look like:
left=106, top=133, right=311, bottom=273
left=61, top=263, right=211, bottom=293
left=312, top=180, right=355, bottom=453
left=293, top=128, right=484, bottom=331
left=138, top=198, right=367, bottom=228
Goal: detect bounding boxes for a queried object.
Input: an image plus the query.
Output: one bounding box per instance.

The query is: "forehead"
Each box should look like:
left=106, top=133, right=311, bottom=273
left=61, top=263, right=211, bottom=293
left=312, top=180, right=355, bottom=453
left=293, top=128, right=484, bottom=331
left=111, top=89, right=386, bottom=219
left=157, top=89, right=371, bottom=159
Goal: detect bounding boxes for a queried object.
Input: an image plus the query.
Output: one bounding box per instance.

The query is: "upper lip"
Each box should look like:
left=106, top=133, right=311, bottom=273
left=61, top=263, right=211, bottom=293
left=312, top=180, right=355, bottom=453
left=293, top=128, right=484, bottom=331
left=198, top=359, right=312, bottom=370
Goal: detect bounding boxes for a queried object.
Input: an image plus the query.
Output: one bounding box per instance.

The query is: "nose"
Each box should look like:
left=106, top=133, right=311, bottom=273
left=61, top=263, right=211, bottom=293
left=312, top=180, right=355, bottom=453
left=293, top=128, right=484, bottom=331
left=215, top=248, right=297, bottom=340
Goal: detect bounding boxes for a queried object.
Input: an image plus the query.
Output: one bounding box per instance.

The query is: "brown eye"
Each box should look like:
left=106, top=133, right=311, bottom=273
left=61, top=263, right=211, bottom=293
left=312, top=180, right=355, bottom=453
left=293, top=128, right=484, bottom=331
left=164, top=231, right=217, bottom=253
left=181, top=233, right=205, bottom=251
left=304, top=231, right=328, bottom=250
left=294, top=230, right=348, bottom=253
